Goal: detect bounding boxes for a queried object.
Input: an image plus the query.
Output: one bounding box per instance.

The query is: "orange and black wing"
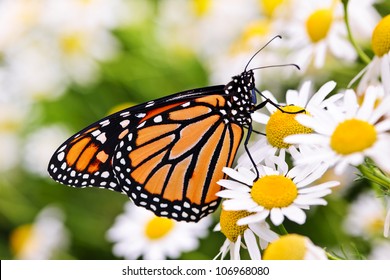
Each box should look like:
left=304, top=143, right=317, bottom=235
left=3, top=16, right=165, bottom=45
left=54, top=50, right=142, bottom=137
left=48, top=85, right=243, bottom=221
left=113, top=94, right=243, bottom=221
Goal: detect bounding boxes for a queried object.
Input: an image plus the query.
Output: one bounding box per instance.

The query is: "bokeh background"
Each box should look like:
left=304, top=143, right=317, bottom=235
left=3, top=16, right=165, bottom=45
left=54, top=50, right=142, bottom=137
left=1, top=0, right=390, bottom=260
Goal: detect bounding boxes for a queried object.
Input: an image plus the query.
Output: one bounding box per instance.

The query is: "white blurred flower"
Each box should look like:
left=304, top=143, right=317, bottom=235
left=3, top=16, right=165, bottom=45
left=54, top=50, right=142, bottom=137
left=284, top=0, right=356, bottom=72
left=23, top=125, right=69, bottom=176
left=0, top=0, right=126, bottom=101
left=344, top=191, right=389, bottom=239
left=10, top=206, right=69, bottom=259
left=107, top=202, right=212, bottom=260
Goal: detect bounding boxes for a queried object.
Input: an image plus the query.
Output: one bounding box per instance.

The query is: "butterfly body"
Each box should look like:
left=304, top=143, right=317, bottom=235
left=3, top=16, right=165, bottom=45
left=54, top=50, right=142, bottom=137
left=48, top=70, right=257, bottom=222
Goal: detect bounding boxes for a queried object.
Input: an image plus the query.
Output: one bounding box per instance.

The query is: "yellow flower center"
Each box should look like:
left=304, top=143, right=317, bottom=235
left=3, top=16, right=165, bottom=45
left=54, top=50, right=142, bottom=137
left=230, top=19, right=271, bottom=54
left=60, top=33, right=84, bottom=54
left=372, top=14, right=390, bottom=57
left=251, top=175, right=298, bottom=209
left=263, top=234, right=307, bottom=260
left=144, top=216, right=175, bottom=240
left=10, top=224, right=35, bottom=256
left=192, top=0, right=211, bottom=17
left=220, top=209, right=252, bottom=242
left=330, top=119, right=377, bottom=155
left=260, top=0, right=285, bottom=18
left=367, top=217, right=384, bottom=236
left=306, top=9, right=333, bottom=43
left=266, top=105, right=312, bottom=149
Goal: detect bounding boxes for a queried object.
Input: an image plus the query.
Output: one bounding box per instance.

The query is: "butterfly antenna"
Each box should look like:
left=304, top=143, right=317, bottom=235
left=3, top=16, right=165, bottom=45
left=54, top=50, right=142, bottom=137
left=244, top=35, right=282, bottom=72
left=250, top=63, right=301, bottom=72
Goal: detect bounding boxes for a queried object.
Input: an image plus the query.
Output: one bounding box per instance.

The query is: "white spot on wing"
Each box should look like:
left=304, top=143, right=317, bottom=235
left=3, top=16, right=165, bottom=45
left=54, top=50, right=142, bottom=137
left=96, top=133, right=107, bottom=143
left=154, top=115, right=162, bottom=123
left=120, top=120, right=130, bottom=128
left=57, top=152, right=65, bottom=161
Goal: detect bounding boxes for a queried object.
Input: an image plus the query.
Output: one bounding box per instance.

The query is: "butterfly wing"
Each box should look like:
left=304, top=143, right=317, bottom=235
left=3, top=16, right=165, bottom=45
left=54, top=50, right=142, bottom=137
left=48, top=85, right=243, bottom=221
left=113, top=94, right=243, bottom=221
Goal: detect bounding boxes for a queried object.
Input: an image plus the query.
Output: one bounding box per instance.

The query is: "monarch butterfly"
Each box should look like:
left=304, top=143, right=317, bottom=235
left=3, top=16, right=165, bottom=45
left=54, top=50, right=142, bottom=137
left=48, top=36, right=297, bottom=222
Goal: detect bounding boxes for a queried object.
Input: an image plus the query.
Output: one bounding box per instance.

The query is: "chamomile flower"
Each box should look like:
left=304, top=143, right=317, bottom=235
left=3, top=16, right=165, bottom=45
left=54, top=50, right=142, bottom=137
left=214, top=208, right=278, bottom=260
left=284, top=0, right=356, bottom=72
left=237, top=80, right=339, bottom=168
left=344, top=191, right=389, bottom=239
left=262, top=234, right=328, bottom=260
left=9, top=206, right=69, bottom=260
left=106, top=202, right=211, bottom=260
left=217, top=156, right=339, bottom=227
left=286, top=85, right=390, bottom=174
left=356, top=14, right=390, bottom=95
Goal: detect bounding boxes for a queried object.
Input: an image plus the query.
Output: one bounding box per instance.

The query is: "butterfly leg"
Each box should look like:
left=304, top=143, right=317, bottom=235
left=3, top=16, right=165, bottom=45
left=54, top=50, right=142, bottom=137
left=244, top=124, right=260, bottom=181
left=254, top=88, right=306, bottom=114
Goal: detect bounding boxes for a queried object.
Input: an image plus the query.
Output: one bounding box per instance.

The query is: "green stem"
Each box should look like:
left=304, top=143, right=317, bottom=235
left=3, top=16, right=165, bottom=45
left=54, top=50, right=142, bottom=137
left=357, top=162, right=390, bottom=192
left=342, top=0, right=371, bottom=65
left=277, top=224, right=288, bottom=235
left=326, top=251, right=343, bottom=260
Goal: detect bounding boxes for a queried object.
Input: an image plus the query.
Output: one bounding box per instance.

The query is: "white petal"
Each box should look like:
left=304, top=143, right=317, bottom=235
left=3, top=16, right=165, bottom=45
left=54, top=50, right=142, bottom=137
left=222, top=167, right=253, bottom=186
left=285, top=133, right=330, bottom=145
left=244, top=229, right=261, bottom=260
left=285, top=89, right=300, bottom=106
left=218, top=179, right=251, bottom=192
left=270, top=208, right=284, bottom=226
left=313, top=42, right=327, bottom=68
left=237, top=211, right=269, bottom=225
left=232, top=235, right=241, bottom=260
left=356, top=89, right=376, bottom=120
left=370, top=95, right=390, bottom=124
left=381, top=54, right=390, bottom=95
left=249, top=223, right=279, bottom=243
left=295, top=196, right=328, bottom=206
left=222, top=198, right=257, bottom=211
left=375, top=119, right=390, bottom=132
left=307, top=81, right=336, bottom=108
left=344, top=89, right=359, bottom=118
left=216, top=190, right=251, bottom=199
left=237, top=167, right=257, bottom=182
left=298, top=181, right=339, bottom=194
left=282, top=206, right=306, bottom=224
left=252, top=111, right=270, bottom=124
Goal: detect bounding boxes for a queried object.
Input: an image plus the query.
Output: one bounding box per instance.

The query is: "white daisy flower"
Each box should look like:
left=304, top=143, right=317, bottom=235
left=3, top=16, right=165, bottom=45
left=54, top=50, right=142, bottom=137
left=9, top=206, right=69, bottom=260
left=284, top=0, right=356, bottom=72
left=355, top=14, right=390, bottom=95
left=106, top=202, right=212, bottom=260
left=217, top=155, right=339, bottom=226
left=286, top=85, right=390, bottom=175
left=344, top=191, right=389, bottom=239
left=237, top=80, right=339, bottom=169
left=214, top=208, right=278, bottom=260
left=262, top=233, right=328, bottom=260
